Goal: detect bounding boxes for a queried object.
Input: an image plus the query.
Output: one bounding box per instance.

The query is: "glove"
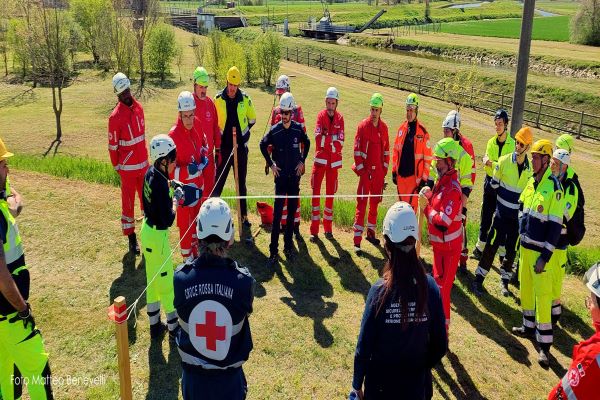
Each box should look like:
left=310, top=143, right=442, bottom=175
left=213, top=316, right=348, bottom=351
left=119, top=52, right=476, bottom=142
left=197, top=155, right=208, bottom=172
left=174, top=187, right=185, bottom=204
left=416, top=180, right=426, bottom=193
left=10, top=303, right=35, bottom=330
left=419, top=186, right=432, bottom=200
left=264, top=162, right=270, bottom=176
left=392, top=172, right=397, bottom=185
left=187, top=162, right=199, bottom=176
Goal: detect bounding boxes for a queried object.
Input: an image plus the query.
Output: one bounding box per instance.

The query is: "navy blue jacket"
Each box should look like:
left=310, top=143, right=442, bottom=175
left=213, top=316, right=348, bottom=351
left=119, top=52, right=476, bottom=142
left=143, top=165, right=175, bottom=230
left=352, top=275, right=447, bottom=398
left=174, top=253, right=255, bottom=372
left=260, top=120, right=310, bottom=178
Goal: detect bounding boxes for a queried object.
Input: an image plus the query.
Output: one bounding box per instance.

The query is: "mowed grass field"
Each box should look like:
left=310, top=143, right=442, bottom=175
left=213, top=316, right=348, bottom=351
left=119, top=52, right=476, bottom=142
left=441, top=15, right=571, bottom=42
left=2, top=25, right=600, bottom=398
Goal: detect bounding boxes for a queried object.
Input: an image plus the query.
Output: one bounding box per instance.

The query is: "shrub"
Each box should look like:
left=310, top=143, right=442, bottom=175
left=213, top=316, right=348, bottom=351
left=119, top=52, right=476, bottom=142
left=147, top=23, right=177, bottom=82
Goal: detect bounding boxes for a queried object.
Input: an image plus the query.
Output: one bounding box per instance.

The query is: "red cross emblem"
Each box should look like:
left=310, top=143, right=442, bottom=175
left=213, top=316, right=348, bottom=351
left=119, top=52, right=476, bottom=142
left=195, top=311, right=226, bottom=351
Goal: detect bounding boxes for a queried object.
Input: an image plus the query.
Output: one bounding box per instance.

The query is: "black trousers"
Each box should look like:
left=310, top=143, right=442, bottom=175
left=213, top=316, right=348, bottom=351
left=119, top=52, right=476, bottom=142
left=478, top=176, right=499, bottom=244
left=182, top=366, right=247, bottom=400
left=213, top=145, right=248, bottom=218
left=479, top=213, right=519, bottom=280
left=270, top=176, right=300, bottom=255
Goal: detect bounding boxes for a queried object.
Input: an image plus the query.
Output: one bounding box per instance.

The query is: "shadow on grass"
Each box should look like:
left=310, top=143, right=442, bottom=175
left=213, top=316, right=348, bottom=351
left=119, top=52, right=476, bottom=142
left=145, top=339, right=181, bottom=400
left=109, top=251, right=147, bottom=345
left=434, top=351, right=489, bottom=400
left=451, top=273, right=532, bottom=367
left=278, top=238, right=338, bottom=348
left=314, top=236, right=372, bottom=299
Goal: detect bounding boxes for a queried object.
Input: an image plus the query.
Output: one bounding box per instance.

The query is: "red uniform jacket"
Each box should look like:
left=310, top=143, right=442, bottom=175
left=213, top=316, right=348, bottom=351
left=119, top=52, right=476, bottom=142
left=459, top=134, right=476, bottom=186
left=314, top=109, right=344, bottom=169
left=392, top=120, right=432, bottom=185
left=352, top=117, right=389, bottom=177
left=425, top=169, right=463, bottom=250
left=549, top=330, right=600, bottom=400
left=107, top=99, right=149, bottom=176
left=168, top=118, right=208, bottom=190
left=193, top=94, right=221, bottom=160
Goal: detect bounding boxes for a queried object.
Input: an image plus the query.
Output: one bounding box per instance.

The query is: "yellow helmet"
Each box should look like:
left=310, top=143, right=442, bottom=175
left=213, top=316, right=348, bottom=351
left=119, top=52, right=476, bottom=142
left=226, top=66, right=241, bottom=86
left=0, top=138, right=14, bottom=160
left=531, top=139, right=553, bottom=157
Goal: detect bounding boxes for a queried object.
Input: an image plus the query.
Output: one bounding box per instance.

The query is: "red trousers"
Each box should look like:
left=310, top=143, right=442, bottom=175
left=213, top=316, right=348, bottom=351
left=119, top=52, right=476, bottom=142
left=396, top=175, right=418, bottom=213
left=432, top=244, right=461, bottom=329
left=120, top=171, right=146, bottom=236
left=281, top=199, right=301, bottom=227
left=202, top=156, right=216, bottom=200
left=176, top=203, right=201, bottom=259
left=310, top=165, right=339, bottom=235
left=353, top=169, right=385, bottom=246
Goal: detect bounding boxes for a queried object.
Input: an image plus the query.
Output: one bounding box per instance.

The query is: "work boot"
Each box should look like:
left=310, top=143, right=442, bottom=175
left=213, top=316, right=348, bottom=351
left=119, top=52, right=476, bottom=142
left=169, top=326, right=180, bottom=342
left=354, top=245, right=362, bottom=255
left=150, top=322, right=167, bottom=339
left=324, top=231, right=334, bottom=240
left=538, top=349, right=550, bottom=368
left=309, top=234, right=319, bottom=243
left=128, top=233, right=140, bottom=256
left=471, top=247, right=483, bottom=261
left=500, top=279, right=510, bottom=297
left=365, top=230, right=380, bottom=246
left=511, top=325, right=533, bottom=338
left=471, top=275, right=485, bottom=297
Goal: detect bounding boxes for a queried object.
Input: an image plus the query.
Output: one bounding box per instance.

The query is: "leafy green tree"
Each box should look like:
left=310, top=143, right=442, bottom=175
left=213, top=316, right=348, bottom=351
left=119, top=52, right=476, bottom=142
left=147, top=23, right=177, bottom=82
left=70, top=0, right=113, bottom=65
left=570, top=0, right=600, bottom=46
left=255, top=31, right=281, bottom=87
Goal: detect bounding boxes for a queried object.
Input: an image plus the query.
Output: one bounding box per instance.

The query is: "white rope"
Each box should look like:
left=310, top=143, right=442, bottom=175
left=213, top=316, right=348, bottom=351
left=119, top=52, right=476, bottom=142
left=125, top=151, right=235, bottom=320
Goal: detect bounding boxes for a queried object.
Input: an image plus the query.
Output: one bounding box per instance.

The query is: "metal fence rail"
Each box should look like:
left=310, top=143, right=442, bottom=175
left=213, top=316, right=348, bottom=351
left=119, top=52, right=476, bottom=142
left=285, top=46, right=600, bottom=140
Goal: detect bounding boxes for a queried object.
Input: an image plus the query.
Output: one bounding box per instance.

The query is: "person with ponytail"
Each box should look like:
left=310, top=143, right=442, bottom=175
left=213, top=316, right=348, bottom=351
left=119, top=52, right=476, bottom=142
left=349, top=202, right=447, bottom=400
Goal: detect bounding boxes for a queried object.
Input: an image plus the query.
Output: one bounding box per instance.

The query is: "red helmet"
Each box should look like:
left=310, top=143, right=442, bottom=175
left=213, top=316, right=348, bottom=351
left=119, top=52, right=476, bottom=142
left=256, top=202, right=274, bottom=225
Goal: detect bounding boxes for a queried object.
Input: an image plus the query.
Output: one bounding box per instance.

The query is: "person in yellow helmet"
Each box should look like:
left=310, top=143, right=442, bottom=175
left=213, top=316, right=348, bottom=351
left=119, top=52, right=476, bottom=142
left=472, top=127, right=532, bottom=297
left=512, top=138, right=565, bottom=368
left=213, top=66, right=257, bottom=239
left=0, top=138, right=54, bottom=399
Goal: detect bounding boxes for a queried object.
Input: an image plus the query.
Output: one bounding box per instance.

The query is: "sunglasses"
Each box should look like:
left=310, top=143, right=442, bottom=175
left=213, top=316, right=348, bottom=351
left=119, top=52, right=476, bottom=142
left=281, top=110, right=292, bottom=116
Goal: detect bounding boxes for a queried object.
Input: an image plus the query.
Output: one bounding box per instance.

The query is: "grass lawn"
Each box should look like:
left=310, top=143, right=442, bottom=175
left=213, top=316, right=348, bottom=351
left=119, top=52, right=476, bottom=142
left=441, top=15, right=571, bottom=41
left=536, top=0, right=581, bottom=16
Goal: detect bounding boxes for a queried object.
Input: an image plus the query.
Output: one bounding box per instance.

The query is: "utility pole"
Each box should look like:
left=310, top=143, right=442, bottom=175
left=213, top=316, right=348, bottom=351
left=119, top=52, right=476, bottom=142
left=510, top=0, right=536, bottom=137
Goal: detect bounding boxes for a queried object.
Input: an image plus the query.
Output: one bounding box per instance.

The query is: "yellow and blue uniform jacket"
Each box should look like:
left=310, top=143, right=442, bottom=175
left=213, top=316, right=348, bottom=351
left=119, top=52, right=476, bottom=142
left=490, top=153, right=532, bottom=220
left=519, top=167, right=565, bottom=263
left=484, top=134, right=515, bottom=178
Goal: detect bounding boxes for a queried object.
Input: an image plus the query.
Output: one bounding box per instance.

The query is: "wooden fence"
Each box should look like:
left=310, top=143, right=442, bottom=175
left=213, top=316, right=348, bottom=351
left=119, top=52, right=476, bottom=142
left=284, top=46, right=600, bottom=140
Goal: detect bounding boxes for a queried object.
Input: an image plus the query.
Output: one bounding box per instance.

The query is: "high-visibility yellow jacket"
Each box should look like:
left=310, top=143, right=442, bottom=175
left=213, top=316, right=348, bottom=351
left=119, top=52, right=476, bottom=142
left=484, top=134, right=515, bottom=177
left=214, top=89, right=256, bottom=149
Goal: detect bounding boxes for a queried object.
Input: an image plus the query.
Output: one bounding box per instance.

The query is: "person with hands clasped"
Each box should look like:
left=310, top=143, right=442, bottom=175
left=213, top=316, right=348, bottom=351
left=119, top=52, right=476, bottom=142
left=260, top=93, right=310, bottom=266
left=419, top=138, right=463, bottom=333
left=350, top=202, right=447, bottom=400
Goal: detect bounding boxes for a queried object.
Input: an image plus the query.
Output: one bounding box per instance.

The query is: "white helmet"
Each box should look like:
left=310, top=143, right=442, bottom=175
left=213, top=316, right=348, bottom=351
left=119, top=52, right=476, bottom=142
left=442, top=110, right=460, bottom=130
left=553, top=148, right=570, bottom=166
left=325, top=87, right=339, bottom=101
left=112, top=72, right=130, bottom=95
left=275, top=75, right=290, bottom=94
left=149, top=134, right=176, bottom=163
left=382, top=201, right=419, bottom=243
left=178, top=91, right=196, bottom=112
left=279, top=92, right=296, bottom=111
left=197, top=197, right=234, bottom=242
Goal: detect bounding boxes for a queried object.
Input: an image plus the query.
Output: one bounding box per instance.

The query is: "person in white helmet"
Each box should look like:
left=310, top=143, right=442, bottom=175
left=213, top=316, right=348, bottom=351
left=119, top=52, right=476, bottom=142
left=267, top=75, right=306, bottom=239
left=108, top=72, right=149, bottom=255
left=173, top=197, right=255, bottom=400
left=549, top=148, right=583, bottom=326
left=141, top=134, right=182, bottom=340
left=309, top=87, right=345, bottom=242
left=260, top=93, right=310, bottom=265
left=169, top=91, right=210, bottom=261
left=350, top=202, right=447, bottom=400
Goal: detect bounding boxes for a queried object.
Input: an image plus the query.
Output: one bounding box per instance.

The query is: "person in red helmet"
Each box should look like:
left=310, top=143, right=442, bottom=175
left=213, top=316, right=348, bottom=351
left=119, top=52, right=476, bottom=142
left=169, top=91, right=209, bottom=261
left=192, top=67, right=221, bottom=201
left=420, top=138, right=463, bottom=332
left=352, top=93, right=389, bottom=255
left=268, top=75, right=306, bottom=239
left=108, top=72, right=149, bottom=255
left=309, top=87, right=345, bottom=242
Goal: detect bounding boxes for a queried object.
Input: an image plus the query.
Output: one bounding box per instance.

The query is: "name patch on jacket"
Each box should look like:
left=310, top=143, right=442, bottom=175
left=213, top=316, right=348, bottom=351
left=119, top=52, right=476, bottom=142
left=184, top=283, right=234, bottom=300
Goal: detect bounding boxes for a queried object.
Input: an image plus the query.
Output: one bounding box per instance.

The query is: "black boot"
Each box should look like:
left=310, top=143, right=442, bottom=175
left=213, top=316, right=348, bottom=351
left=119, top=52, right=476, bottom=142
left=128, top=233, right=140, bottom=256
left=500, top=279, right=510, bottom=297
left=471, top=274, right=485, bottom=297
left=471, top=247, right=483, bottom=261
left=150, top=322, right=167, bottom=339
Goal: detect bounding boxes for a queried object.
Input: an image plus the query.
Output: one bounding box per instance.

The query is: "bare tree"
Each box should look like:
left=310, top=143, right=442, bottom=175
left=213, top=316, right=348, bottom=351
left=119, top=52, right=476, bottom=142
left=109, top=0, right=137, bottom=76
left=131, top=0, right=159, bottom=92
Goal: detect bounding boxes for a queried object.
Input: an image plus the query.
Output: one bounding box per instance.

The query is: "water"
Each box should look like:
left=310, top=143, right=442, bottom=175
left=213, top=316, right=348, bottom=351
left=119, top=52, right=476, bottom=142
left=447, top=3, right=484, bottom=9
left=535, top=9, right=560, bottom=17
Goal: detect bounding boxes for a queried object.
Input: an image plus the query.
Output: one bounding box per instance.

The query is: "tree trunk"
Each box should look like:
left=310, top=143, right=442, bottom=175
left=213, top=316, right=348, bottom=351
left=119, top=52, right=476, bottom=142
left=2, top=50, right=7, bottom=76
left=138, top=37, right=145, bottom=90
left=45, top=83, right=63, bottom=157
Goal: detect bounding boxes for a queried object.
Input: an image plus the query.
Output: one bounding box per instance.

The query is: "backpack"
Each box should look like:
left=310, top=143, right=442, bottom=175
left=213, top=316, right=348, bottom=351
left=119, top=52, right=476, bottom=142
left=564, top=173, right=585, bottom=246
